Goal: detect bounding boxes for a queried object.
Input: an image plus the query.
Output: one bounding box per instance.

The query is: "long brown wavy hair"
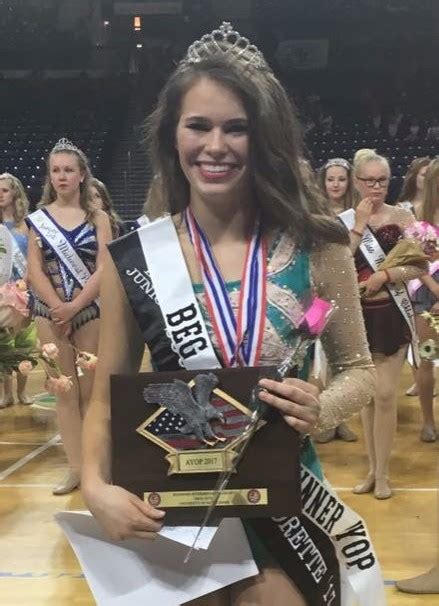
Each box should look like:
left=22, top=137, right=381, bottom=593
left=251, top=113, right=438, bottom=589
left=39, top=147, right=95, bottom=221
left=419, top=159, right=439, bottom=224
left=145, top=54, right=348, bottom=249
left=317, top=159, right=357, bottom=212
left=0, top=172, right=30, bottom=225
left=90, top=178, right=121, bottom=238
left=397, top=157, right=431, bottom=204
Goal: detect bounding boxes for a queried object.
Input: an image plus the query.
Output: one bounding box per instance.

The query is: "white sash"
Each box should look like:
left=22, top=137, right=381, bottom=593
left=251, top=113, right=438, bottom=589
left=339, top=208, right=419, bottom=364
left=137, top=216, right=220, bottom=370
left=7, top=229, right=27, bottom=279
left=138, top=215, right=386, bottom=606
left=27, top=209, right=99, bottom=308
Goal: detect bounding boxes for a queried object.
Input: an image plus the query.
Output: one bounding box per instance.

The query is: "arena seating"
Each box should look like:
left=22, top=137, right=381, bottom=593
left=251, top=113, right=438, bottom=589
left=1, top=75, right=438, bottom=216
left=0, top=78, right=128, bottom=208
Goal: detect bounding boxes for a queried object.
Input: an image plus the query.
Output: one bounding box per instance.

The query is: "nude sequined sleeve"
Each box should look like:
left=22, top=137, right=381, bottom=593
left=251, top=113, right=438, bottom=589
left=311, top=243, right=376, bottom=433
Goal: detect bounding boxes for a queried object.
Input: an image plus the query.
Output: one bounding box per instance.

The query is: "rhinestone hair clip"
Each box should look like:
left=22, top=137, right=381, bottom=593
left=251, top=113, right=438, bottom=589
left=323, top=158, right=351, bottom=171
left=51, top=137, right=81, bottom=154
left=183, top=22, right=269, bottom=71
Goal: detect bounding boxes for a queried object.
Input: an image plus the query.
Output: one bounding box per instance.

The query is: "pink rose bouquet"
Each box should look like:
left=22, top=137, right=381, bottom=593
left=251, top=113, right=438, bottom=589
left=0, top=281, right=97, bottom=391
left=404, top=221, right=439, bottom=260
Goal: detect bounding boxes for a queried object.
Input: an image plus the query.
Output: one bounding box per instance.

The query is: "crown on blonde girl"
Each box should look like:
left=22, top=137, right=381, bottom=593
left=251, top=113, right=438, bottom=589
left=51, top=138, right=81, bottom=154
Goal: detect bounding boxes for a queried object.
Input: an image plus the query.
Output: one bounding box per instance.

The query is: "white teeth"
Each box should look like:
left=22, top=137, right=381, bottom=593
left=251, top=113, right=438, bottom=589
left=200, top=164, right=232, bottom=173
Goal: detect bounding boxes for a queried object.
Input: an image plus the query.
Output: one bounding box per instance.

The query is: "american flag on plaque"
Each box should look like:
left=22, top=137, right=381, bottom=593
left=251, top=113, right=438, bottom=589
left=136, top=376, right=255, bottom=455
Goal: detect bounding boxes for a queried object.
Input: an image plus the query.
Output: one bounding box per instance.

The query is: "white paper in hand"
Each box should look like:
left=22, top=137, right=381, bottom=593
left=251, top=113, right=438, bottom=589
left=159, top=524, right=218, bottom=550
left=55, top=511, right=258, bottom=606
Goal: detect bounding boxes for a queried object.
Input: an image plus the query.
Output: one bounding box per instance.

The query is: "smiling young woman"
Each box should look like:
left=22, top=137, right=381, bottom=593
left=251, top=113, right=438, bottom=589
left=81, top=24, right=384, bottom=606
left=317, top=157, right=357, bottom=216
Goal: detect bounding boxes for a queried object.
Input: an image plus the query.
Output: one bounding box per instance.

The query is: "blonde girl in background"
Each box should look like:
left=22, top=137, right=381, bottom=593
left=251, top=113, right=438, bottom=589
left=0, top=172, right=35, bottom=407
left=26, top=139, right=112, bottom=494
left=346, top=149, right=425, bottom=499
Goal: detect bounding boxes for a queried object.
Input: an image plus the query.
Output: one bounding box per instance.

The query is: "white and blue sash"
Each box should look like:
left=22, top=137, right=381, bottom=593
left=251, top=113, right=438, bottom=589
left=8, top=230, right=27, bottom=279
left=27, top=209, right=99, bottom=308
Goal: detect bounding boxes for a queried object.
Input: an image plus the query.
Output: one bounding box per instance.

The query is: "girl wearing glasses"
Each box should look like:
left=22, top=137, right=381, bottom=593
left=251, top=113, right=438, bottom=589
left=347, top=149, right=425, bottom=499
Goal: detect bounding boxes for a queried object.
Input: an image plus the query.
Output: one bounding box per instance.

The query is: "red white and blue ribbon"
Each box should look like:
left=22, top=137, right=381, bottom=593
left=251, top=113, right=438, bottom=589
left=185, top=208, right=267, bottom=367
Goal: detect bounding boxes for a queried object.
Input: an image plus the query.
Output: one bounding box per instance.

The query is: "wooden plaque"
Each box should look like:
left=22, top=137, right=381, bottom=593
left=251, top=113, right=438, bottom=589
left=111, top=367, right=301, bottom=524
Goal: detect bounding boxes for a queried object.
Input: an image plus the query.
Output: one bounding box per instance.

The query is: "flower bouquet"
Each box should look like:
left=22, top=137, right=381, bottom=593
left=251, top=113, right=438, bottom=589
left=404, top=222, right=439, bottom=298
left=404, top=221, right=439, bottom=260
left=358, top=223, right=429, bottom=297
left=0, top=280, right=37, bottom=377
left=0, top=280, right=97, bottom=394
left=419, top=311, right=439, bottom=360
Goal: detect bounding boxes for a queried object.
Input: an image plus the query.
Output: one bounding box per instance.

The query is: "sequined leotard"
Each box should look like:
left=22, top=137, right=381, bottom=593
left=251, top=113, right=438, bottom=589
left=27, top=208, right=99, bottom=332
left=194, top=231, right=375, bottom=436
left=353, top=206, right=424, bottom=356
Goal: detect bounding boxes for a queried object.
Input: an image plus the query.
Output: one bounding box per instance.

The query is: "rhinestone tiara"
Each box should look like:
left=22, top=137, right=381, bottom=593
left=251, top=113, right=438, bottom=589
left=51, top=137, right=82, bottom=154
left=183, top=22, right=269, bottom=71
left=323, top=158, right=351, bottom=171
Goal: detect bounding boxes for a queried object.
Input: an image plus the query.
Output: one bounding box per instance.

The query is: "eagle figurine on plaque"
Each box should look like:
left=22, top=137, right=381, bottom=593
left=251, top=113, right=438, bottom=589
left=139, top=372, right=264, bottom=475
left=111, top=297, right=334, bottom=525
left=111, top=366, right=301, bottom=524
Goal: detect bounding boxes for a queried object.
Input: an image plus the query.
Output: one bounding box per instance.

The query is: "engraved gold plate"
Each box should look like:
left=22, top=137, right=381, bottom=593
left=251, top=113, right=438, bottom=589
left=166, top=449, right=237, bottom=474
left=145, top=488, right=268, bottom=508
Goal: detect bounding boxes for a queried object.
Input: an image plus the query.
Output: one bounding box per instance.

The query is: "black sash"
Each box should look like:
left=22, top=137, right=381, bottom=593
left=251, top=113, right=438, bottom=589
left=109, top=230, right=343, bottom=604
left=109, top=232, right=181, bottom=370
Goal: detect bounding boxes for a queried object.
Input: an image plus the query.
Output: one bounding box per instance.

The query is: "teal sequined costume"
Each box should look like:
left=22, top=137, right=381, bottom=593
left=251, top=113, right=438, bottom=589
left=194, top=233, right=322, bottom=473
left=194, top=235, right=325, bottom=566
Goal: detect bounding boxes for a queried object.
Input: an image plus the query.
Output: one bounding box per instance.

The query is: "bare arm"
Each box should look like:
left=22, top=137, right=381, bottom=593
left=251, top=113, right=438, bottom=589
left=19, top=221, right=30, bottom=283
left=82, top=249, right=144, bottom=486
left=82, top=250, right=165, bottom=540
left=420, top=273, right=439, bottom=298
left=348, top=198, right=374, bottom=254
left=26, top=227, right=62, bottom=309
